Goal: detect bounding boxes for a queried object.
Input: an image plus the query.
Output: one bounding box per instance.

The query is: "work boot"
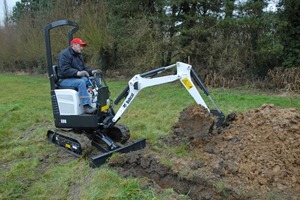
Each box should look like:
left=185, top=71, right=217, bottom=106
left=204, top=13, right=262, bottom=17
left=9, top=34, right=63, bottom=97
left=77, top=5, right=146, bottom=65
left=83, top=104, right=97, bottom=113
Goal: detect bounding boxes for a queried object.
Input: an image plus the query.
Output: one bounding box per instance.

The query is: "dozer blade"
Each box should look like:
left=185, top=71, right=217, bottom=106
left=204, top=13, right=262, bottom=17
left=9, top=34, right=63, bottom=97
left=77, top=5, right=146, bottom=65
left=90, top=138, right=146, bottom=168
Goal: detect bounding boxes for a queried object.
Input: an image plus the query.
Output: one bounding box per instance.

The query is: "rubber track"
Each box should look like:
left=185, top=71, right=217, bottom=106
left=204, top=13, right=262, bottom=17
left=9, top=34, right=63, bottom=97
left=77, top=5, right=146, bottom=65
left=49, top=128, right=92, bottom=153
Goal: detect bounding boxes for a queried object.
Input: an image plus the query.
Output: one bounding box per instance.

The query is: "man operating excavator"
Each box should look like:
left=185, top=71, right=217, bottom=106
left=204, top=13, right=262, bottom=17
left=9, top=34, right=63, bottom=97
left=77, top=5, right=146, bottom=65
left=57, top=37, right=100, bottom=113
left=44, top=20, right=224, bottom=166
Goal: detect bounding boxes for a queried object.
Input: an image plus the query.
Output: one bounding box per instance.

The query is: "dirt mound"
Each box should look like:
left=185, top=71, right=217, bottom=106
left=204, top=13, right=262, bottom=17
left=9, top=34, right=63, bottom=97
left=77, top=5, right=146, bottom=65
left=172, top=105, right=215, bottom=136
left=109, top=104, right=300, bottom=199
left=210, top=104, right=300, bottom=196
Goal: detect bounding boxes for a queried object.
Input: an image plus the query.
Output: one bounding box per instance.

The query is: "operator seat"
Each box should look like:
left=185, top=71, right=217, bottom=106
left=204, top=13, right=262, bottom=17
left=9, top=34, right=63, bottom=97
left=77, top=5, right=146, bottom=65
left=52, top=65, right=77, bottom=90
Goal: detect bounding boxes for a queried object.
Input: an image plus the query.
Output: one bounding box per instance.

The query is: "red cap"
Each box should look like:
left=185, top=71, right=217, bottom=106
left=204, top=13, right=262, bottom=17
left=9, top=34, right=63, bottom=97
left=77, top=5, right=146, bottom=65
left=70, top=38, right=87, bottom=46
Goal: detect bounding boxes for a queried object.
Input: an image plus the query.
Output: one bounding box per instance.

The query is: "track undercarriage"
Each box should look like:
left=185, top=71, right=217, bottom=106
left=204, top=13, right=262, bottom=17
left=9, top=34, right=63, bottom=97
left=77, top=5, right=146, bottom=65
left=47, top=125, right=146, bottom=167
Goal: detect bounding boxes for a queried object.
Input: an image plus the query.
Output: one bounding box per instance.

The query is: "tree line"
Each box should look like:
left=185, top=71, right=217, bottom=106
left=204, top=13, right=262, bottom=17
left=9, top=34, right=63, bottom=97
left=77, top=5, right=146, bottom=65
left=0, top=0, right=299, bottom=89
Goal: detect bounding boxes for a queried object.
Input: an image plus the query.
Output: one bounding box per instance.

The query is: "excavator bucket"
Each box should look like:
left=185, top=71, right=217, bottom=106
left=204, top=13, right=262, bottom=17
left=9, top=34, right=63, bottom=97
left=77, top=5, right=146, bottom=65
left=210, top=109, right=225, bottom=127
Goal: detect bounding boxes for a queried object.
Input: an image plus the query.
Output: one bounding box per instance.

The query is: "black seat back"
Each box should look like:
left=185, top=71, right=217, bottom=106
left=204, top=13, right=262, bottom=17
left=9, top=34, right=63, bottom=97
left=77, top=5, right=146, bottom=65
left=52, top=65, right=59, bottom=83
left=52, top=65, right=77, bottom=91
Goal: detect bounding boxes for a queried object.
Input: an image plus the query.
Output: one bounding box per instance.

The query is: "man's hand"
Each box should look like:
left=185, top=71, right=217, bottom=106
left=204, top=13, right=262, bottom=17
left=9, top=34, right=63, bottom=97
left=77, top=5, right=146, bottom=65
left=92, top=69, right=102, bottom=75
left=77, top=71, right=89, bottom=77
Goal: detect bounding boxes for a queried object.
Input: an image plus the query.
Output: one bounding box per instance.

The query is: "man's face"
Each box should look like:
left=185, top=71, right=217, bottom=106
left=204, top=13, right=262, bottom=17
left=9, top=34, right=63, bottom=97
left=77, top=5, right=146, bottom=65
left=72, top=43, right=84, bottom=53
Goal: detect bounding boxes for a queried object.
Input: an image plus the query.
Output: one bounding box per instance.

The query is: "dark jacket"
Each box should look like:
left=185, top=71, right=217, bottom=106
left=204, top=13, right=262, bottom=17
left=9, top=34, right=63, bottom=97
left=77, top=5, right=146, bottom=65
left=57, top=46, right=92, bottom=79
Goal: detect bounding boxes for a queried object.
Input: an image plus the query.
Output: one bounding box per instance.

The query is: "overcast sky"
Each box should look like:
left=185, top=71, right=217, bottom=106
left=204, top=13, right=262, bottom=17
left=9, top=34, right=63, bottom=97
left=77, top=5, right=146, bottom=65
left=0, top=0, right=19, bottom=25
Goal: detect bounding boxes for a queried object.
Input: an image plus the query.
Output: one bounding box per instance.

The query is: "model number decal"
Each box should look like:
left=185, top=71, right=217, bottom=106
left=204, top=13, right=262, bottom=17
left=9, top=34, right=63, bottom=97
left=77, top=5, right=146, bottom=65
left=61, top=119, right=67, bottom=123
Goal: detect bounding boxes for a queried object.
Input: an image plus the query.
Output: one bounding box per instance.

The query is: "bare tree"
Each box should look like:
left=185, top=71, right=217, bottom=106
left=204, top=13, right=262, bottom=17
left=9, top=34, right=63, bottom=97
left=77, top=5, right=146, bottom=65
left=2, top=0, right=9, bottom=26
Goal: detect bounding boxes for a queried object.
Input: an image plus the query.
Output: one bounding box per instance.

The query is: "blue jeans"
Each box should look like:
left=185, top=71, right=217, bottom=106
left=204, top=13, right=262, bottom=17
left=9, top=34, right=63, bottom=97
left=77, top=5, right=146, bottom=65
left=58, top=77, right=91, bottom=105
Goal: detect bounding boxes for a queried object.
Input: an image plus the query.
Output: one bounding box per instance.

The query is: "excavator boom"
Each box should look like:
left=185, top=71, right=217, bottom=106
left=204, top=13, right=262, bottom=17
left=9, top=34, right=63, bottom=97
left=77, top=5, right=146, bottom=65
left=110, top=62, right=224, bottom=127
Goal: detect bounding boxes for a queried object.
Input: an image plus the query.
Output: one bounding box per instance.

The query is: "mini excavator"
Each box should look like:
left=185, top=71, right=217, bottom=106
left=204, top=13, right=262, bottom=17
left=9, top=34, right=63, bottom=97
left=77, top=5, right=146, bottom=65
left=44, top=20, right=225, bottom=167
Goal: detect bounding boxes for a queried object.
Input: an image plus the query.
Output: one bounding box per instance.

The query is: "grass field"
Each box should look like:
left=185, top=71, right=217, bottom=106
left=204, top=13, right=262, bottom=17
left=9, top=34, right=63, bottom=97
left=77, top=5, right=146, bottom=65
left=1, top=73, right=300, bottom=199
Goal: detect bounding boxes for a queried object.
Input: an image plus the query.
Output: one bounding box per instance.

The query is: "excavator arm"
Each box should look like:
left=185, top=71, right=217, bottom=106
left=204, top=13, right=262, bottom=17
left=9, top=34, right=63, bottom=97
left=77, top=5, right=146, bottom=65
left=108, top=62, right=224, bottom=128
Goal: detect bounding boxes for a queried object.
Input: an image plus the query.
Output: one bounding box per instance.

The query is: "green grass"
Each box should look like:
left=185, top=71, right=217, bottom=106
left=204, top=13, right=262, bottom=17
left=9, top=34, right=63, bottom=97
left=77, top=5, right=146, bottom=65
left=0, top=73, right=300, bottom=200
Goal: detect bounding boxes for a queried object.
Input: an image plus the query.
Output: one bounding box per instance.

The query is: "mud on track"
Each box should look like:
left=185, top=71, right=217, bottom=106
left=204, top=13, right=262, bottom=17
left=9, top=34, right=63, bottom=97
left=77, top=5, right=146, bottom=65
left=108, top=104, right=300, bottom=199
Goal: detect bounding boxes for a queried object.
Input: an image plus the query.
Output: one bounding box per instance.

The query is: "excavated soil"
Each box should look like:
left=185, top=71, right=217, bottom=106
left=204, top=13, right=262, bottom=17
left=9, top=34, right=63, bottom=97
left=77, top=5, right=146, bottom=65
left=108, top=104, right=300, bottom=199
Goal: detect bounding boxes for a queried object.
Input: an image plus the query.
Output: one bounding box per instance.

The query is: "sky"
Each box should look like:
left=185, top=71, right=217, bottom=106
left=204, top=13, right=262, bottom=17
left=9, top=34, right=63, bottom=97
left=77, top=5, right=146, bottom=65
left=0, top=0, right=19, bottom=25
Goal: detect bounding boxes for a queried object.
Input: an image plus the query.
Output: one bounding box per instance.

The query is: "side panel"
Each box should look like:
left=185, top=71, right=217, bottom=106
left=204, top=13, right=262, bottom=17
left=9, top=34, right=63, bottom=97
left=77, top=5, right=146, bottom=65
left=51, top=89, right=98, bottom=129
left=54, top=115, right=98, bottom=129
left=55, top=89, right=84, bottom=115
